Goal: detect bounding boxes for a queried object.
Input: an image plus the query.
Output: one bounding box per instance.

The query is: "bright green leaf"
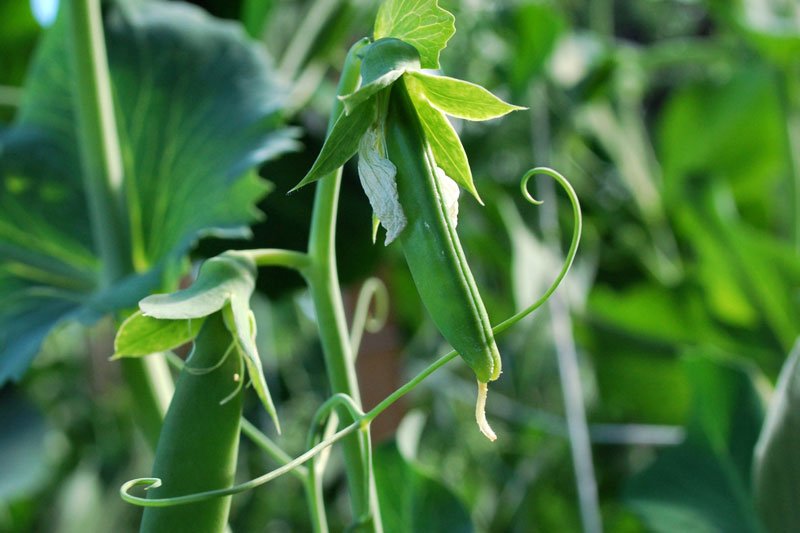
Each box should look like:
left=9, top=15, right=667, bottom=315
left=753, top=345, right=800, bottom=532
left=408, top=71, right=526, bottom=121
left=373, top=0, right=455, bottom=69
left=112, top=311, right=206, bottom=359
left=405, top=79, right=481, bottom=203
left=291, top=98, right=376, bottom=191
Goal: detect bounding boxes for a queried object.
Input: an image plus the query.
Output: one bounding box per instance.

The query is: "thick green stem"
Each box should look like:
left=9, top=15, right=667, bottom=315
left=65, top=0, right=170, bottom=448
left=65, top=0, right=129, bottom=286
left=305, top=38, right=383, bottom=532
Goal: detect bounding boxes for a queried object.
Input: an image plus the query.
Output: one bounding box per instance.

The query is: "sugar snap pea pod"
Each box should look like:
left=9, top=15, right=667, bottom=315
left=386, top=79, right=501, bottom=411
left=140, top=313, right=243, bottom=533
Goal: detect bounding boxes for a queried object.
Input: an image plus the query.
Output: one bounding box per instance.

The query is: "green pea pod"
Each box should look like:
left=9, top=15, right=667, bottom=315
left=140, top=313, right=243, bottom=533
left=386, top=79, right=501, bottom=438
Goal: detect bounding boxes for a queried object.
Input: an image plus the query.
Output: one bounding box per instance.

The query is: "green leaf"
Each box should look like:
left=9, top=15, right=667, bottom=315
left=374, top=441, right=474, bottom=533
left=140, top=252, right=280, bottom=430
left=625, top=352, right=765, bottom=533
left=112, top=311, right=206, bottom=359
left=405, top=79, right=481, bottom=203
left=290, top=98, right=376, bottom=191
left=340, top=70, right=404, bottom=115
left=753, top=345, right=800, bottom=533
left=140, top=253, right=256, bottom=320
left=407, top=71, right=525, bottom=121
left=0, top=1, right=296, bottom=384
left=373, top=0, right=455, bottom=69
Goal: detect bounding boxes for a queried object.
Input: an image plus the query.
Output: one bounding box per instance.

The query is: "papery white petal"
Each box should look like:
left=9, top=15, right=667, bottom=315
left=435, top=166, right=460, bottom=228
left=357, top=129, right=407, bottom=245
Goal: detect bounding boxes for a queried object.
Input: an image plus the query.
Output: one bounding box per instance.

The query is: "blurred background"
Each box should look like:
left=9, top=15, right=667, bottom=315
left=1, top=0, right=799, bottom=531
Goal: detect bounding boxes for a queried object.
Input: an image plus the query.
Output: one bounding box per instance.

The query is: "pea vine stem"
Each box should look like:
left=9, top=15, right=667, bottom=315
left=66, top=0, right=171, bottom=450
left=303, top=37, right=383, bottom=532
left=120, top=166, right=583, bottom=511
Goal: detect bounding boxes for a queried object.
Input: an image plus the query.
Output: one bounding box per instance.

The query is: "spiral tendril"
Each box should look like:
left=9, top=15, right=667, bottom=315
left=119, top=166, right=581, bottom=510
left=349, top=277, right=390, bottom=356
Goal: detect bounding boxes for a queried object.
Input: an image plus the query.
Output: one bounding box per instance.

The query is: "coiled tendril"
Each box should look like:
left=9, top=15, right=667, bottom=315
left=120, top=167, right=581, bottom=508
left=349, top=277, right=390, bottom=356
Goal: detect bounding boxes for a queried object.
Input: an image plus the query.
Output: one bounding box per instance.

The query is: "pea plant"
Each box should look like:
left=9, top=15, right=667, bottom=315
left=0, top=0, right=585, bottom=531
left=115, top=1, right=582, bottom=530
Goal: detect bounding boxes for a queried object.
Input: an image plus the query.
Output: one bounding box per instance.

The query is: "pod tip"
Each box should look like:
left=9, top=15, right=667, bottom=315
left=476, top=381, right=497, bottom=442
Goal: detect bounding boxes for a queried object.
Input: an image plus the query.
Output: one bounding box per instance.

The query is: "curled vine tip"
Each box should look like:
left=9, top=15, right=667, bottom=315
left=476, top=381, right=497, bottom=442
left=521, top=166, right=567, bottom=206
left=350, top=277, right=390, bottom=355
left=120, top=478, right=162, bottom=504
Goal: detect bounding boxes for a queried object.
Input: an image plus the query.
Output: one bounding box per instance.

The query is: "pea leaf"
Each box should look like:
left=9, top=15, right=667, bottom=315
left=112, top=312, right=206, bottom=359
left=753, top=344, right=800, bottom=533
left=291, top=98, right=377, bottom=191
left=373, top=0, right=455, bottom=69
left=340, top=70, right=404, bottom=115
left=139, top=252, right=280, bottom=431
left=407, top=71, right=526, bottom=121
left=0, top=1, right=296, bottom=384
left=405, top=78, right=482, bottom=203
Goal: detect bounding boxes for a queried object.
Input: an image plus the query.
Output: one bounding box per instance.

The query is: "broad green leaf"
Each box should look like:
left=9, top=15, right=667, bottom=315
left=291, top=98, right=376, bottom=191
left=0, top=1, right=295, bottom=383
left=112, top=311, right=206, bottom=359
left=407, top=71, right=525, bottom=121
left=405, top=79, right=481, bottom=203
left=374, top=441, right=474, bottom=533
left=753, top=345, right=800, bottom=532
left=373, top=0, right=455, bottom=69
left=625, top=352, right=765, bottom=533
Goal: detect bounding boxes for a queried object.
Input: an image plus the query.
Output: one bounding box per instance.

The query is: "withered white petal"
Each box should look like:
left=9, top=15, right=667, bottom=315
left=357, top=128, right=407, bottom=245
left=435, top=166, right=460, bottom=228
